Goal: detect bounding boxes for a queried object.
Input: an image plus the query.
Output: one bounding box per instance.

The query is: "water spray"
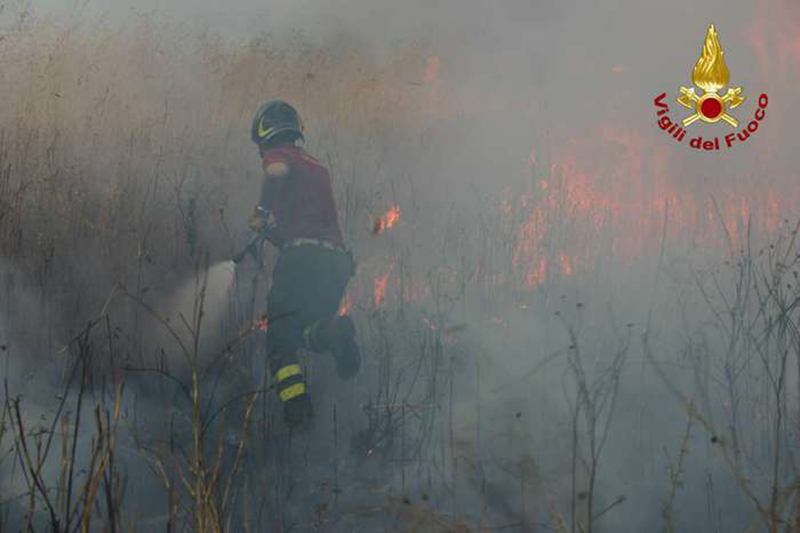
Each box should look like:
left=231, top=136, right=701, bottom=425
left=164, top=232, right=266, bottom=349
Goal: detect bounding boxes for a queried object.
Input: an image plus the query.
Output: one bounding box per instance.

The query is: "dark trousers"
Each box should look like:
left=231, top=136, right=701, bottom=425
left=266, top=245, right=354, bottom=374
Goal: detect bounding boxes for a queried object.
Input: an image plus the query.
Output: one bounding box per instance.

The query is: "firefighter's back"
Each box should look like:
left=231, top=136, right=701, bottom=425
left=261, top=145, right=344, bottom=247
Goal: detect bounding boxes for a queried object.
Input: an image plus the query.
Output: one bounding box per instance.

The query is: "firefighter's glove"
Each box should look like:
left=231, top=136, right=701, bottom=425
left=247, top=206, right=276, bottom=236
left=248, top=214, right=266, bottom=235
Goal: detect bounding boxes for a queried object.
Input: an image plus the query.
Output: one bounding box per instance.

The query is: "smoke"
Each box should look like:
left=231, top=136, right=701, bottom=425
left=160, top=260, right=237, bottom=361
left=0, top=0, right=797, bottom=530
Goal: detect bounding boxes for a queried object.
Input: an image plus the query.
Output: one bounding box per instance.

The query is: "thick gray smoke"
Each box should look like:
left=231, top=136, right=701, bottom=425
left=0, top=0, right=798, bottom=531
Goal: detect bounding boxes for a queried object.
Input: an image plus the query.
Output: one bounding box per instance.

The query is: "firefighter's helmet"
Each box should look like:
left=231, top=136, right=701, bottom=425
left=250, top=100, right=304, bottom=147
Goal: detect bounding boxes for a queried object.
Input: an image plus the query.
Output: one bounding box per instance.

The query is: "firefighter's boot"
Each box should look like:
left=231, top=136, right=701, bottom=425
left=275, top=363, right=313, bottom=428
left=284, top=394, right=313, bottom=428
left=305, top=316, right=361, bottom=380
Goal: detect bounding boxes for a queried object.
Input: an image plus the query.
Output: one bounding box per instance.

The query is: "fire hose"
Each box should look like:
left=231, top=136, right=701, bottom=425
left=233, top=205, right=271, bottom=265
left=232, top=231, right=266, bottom=265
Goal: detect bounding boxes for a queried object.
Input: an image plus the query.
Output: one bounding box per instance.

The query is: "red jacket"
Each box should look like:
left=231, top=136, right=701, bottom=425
left=258, top=145, right=344, bottom=247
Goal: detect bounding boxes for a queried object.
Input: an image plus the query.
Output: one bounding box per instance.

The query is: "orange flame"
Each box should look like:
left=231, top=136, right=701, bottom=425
left=494, top=124, right=800, bottom=294
left=559, top=253, right=573, bottom=276
left=373, top=272, right=390, bottom=309
left=338, top=292, right=352, bottom=316
left=522, top=257, right=547, bottom=289
left=372, top=205, right=402, bottom=235
left=373, top=262, right=396, bottom=309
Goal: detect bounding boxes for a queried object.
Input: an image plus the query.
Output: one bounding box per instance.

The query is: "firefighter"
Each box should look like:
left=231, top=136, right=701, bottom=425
left=247, top=100, right=361, bottom=428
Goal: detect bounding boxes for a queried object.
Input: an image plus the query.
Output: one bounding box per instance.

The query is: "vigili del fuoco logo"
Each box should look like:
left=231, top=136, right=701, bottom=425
left=654, top=24, right=768, bottom=151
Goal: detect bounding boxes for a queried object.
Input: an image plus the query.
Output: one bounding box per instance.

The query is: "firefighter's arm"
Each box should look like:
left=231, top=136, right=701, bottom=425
left=247, top=158, right=290, bottom=236
left=264, top=161, right=289, bottom=178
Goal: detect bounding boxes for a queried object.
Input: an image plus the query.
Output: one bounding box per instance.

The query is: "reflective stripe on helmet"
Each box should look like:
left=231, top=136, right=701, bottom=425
left=276, top=364, right=302, bottom=383
left=258, top=119, right=274, bottom=139
left=279, top=382, right=306, bottom=402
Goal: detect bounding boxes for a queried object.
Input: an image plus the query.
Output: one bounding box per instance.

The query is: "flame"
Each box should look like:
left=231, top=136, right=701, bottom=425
left=372, top=205, right=401, bottom=235
left=373, top=262, right=395, bottom=309
left=332, top=24, right=796, bottom=309
left=373, top=272, right=389, bottom=308
left=692, top=24, right=730, bottom=93
left=559, top=253, right=573, bottom=276
left=338, top=292, right=352, bottom=316
left=491, top=122, right=800, bottom=295
left=522, top=257, right=547, bottom=289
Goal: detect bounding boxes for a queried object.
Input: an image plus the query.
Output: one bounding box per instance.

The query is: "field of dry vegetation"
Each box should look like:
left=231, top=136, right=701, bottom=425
left=0, top=10, right=798, bottom=533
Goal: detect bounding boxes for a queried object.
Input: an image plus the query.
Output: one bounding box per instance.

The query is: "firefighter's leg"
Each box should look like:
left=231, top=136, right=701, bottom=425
left=267, top=341, right=313, bottom=428
left=304, top=315, right=360, bottom=379
left=302, top=248, right=361, bottom=380
left=267, top=258, right=313, bottom=428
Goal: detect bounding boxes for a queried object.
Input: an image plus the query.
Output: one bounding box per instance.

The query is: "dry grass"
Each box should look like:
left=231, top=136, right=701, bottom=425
left=0, top=11, right=798, bottom=533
